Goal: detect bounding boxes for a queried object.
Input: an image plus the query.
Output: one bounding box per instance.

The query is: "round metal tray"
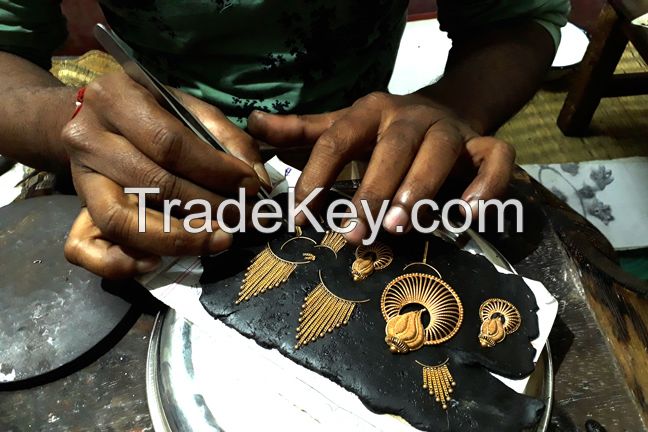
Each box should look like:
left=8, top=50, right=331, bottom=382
left=146, top=228, right=553, bottom=432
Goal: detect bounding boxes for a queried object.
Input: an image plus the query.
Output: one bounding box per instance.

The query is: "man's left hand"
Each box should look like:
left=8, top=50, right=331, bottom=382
left=247, top=91, right=515, bottom=243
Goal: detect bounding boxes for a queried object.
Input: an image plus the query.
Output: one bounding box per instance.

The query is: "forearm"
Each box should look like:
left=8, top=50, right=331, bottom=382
left=0, top=51, right=75, bottom=172
left=418, top=20, right=555, bottom=135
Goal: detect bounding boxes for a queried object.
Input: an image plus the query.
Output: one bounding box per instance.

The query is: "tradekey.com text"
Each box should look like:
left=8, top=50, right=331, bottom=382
left=125, top=187, right=523, bottom=245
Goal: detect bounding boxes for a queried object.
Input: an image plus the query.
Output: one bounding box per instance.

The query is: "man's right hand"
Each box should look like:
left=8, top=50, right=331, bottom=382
left=61, top=71, right=268, bottom=279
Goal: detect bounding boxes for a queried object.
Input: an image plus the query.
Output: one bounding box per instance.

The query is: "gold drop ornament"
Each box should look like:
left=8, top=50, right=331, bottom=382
left=478, top=298, right=521, bottom=348
left=417, top=359, right=456, bottom=410
left=381, top=272, right=463, bottom=353
left=237, top=231, right=316, bottom=304
left=351, top=242, right=393, bottom=282
left=295, top=271, right=369, bottom=349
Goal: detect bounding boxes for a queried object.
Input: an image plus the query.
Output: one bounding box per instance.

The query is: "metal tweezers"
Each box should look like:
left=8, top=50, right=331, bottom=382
left=93, top=23, right=271, bottom=201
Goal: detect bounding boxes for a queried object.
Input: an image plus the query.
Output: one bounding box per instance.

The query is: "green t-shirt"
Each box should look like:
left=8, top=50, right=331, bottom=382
left=0, top=0, right=569, bottom=126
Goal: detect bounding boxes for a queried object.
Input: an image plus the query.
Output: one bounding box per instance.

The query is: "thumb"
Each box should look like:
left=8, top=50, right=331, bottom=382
left=247, top=109, right=348, bottom=147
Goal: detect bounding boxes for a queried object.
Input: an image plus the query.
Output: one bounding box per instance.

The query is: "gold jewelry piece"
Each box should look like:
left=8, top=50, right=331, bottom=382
left=295, top=271, right=369, bottom=349
left=478, top=298, right=521, bottom=348
left=382, top=273, right=463, bottom=353
left=351, top=242, right=393, bottom=282
left=416, top=359, right=456, bottom=410
left=319, top=230, right=347, bottom=254
left=380, top=242, right=462, bottom=353
left=237, top=236, right=316, bottom=304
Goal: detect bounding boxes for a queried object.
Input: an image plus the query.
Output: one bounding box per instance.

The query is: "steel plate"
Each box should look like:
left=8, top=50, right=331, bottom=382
left=146, top=227, right=553, bottom=432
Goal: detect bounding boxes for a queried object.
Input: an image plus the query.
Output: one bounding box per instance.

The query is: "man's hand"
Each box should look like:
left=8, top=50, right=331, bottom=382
left=248, top=91, right=515, bottom=243
left=62, top=71, right=269, bottom=279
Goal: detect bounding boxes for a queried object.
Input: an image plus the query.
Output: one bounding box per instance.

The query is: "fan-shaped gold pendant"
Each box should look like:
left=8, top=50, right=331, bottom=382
left=381, top=273, right=463, bottom=353
left=351, top=242, right=393, bottom=282
left=478, top=298, right=521, bottom=348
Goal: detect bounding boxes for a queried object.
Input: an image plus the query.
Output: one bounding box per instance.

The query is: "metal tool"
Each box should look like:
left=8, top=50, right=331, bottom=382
left=0, top=196, right=134, bottom=388
left=93, top=23, right=271, bottom=202
left=145, top=223, right=554, bottom=432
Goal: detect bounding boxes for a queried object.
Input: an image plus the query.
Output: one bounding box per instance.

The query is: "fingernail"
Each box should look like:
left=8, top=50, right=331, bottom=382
left=383, top=206, right=409, bottom=233
left=343, top=219, right=366, bottom=244
left=254, top=162, right=272, bottom=190
left=210, top=230, right=233, bottom=252
left=250, top=110, right=268, bottom=124
left=135, top=257, right=161, bottom=274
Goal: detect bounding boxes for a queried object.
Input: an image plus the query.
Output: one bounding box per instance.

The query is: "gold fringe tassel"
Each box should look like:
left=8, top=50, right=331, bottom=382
left=237, top=245, right=297, bottom=304
left=295, top=282, right=357, bottom=349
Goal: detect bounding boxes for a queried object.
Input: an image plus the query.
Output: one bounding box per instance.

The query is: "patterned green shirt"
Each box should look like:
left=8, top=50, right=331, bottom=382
left=0, top=0, right=568, bottom=126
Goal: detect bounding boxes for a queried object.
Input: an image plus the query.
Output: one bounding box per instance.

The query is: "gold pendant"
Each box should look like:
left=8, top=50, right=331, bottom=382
left=295, top=271, right=368, bottom=349
left=381, top=241, right=463, bottom=353
left=237, top=234, right=316, bottom=304
left=417, top=359, right=456, bottom=410
left=351, top=242, right=393, bottom=282
left=382, top=273, right=463, bottom=352
left=478, top=298, right=521, bottom=347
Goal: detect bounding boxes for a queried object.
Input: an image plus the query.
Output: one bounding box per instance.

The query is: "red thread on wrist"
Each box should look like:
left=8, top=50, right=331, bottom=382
left=70, top=87, right=86, bottom=120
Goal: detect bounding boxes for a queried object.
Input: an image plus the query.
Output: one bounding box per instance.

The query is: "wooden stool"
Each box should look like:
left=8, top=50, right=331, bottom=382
left=558, top=1, right=648, bottom=136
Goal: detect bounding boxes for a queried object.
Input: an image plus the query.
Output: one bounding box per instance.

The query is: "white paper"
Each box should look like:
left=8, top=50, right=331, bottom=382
left=633, top=12, right=648, bottom=28
left=522, top=157, right=648, bottom=250
left=0, top=163, right=25, bottom=208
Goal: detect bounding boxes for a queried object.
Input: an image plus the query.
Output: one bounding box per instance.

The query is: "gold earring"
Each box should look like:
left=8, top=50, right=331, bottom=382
left=416, top=359, right=456, bottom=410
left=295, top=271, right=369, bottom=349
left=351, top=242, right=393, bottom=282
left=381, top=241, right=463, bottom=353
left=237, top=230, right=316, bottom=304
left=478, top=298, right=521, bottom=348
left=238, top=229, right=347, bottom=305
left=319, top=230, right=347, bottom=254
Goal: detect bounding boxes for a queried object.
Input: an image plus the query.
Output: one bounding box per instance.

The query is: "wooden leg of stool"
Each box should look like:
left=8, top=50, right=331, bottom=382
left=557, top=3, right=628, bottom=136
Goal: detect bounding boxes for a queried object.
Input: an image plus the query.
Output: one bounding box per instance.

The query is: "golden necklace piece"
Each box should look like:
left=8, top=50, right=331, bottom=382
left=381, top=241, right=463, bottom=353
left=295, top=271, right=368, bottom=349
left=478, top=298, right=521, bottom=348
left=416, top=359, right=456, bottom=410
left=351, top=242, right=393, bottom=282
